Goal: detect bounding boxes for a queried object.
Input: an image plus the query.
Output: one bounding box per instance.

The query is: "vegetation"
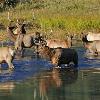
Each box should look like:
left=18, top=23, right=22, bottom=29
left=0, top=0, right=100, bottom=40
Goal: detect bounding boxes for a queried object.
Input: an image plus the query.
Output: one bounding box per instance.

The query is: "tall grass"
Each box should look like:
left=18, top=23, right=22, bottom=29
left=0, top=0, right=100, bottom=40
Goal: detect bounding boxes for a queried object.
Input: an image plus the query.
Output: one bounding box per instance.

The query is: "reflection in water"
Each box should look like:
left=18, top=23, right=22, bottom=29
left=0, top=69, right=14, bottom=96
left=36, top=67, right=78, bottom=100
left=0, top=69, right=13, bottom=74
left=0, top=82, right=15, bottom=96
left=0, top=66, right=78, bottom=100
left=0, top=67, right=100, bottom=100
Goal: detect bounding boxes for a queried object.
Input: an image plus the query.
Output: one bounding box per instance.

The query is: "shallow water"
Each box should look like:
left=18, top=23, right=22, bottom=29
left=0, top=42, right=100, bottom=100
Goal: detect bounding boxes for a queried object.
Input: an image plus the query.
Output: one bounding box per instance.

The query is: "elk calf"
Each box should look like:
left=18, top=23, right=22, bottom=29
left=0, top=47, right=15, bottom=70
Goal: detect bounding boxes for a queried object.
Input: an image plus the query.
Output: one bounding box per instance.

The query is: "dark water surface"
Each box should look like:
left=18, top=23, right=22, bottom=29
left=0, top=42, right=100, bottom=100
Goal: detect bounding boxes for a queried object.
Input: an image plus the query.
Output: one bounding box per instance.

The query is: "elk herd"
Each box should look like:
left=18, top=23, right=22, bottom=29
left=0, top=21, right=100, bottom=70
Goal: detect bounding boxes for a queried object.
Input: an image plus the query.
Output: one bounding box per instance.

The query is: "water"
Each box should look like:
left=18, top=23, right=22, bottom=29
left=0, top=42, right=100, bottom=100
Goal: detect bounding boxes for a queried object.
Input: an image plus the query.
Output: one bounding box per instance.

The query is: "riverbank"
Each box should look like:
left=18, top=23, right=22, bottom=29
left=0, top=0, right=100, bottom=41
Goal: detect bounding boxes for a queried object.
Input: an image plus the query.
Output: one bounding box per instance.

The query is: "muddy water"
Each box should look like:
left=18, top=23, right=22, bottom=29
left=0, top=42, right=100, bottom=100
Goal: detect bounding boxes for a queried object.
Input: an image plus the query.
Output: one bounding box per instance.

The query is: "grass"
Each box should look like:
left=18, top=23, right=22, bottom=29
left=0, top=0, right=100, bottom=40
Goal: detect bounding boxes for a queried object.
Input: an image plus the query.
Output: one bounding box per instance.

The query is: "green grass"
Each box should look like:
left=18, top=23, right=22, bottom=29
left=0, top=0, right=100, bottom=40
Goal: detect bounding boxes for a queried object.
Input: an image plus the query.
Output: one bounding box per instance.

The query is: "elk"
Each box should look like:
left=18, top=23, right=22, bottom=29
left=37, top=45, right=78, bottom=68
left=81, top=32, right=100, bottom=56
left=7, top=21, right=26, bottom=40
left=86, top=32, right=100, bottom=41
left=33, top=32, right=73, bottom=48
left=46, top=38, right=72, bottom=48
left=0, top=47, right=15, bottom=70
left=7, top=26, right=17, bottom=42
left=7, top=23, right=34, bottom=50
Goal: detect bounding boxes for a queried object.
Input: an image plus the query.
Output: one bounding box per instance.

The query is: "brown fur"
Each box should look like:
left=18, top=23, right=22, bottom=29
left=7, top=26, right=17, bottom=42
left=0, top=47, right=14, bottom=69
left=37, top=45, right=78, bottom=67
left=81, top=32, right=100, bottom=56
left=46, top=38, right=72, bottom=48
left=7, top=23, right=26, bottom=42
left=7, top=23, right=34, bottom=51
left=30, top=32, right=72, bottom=48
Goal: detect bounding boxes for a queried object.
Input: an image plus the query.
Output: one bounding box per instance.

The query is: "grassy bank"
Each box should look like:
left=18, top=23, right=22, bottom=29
left=0, top=0, right=100, bottom=40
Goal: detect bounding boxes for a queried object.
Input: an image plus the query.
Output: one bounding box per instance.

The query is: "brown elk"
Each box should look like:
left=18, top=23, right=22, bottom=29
left=7, top=21, right=26, bottom=40
left=37, top=45, right=78, bottom=68
left=0, top=47, right=15, bottom=70
left=7, top=23, right=35, bottom=50
left=7, top=26, right=17, bottom=42
left=81, top=32, right=100, bottom=56
left=33, top=32, right=73, bottom=48
left=46, top=38, right=72, bottom=48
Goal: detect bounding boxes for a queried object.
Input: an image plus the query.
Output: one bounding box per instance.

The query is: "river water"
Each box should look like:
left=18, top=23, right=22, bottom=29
left=0, top=41, right=100, bottom=100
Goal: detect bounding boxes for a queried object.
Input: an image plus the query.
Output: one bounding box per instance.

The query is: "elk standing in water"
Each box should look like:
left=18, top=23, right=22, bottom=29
left=37, top=45, right=78, bottom=68
left=34, top=32, right=73, bottom=48
left=46, top=37, right=72, bottom=48
left=0, top=47, right=15, bottom=70
left=7, top=23, right=34, bottom=56
left=81, top=32, right=100, bottom=56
